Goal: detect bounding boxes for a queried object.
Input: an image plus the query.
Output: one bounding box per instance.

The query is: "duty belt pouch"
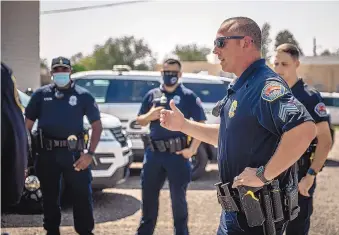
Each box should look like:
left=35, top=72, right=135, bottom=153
left=260, top=186, right=276, bottom=235
left=270, top=180, right=284, bottom=222
left=141, top=134, right=154, bottom=151
left=285, top=163, right=300, bottom=221
left=237, top=186, right=265, bottom=227
left=168, top=139, right=176, bottom=153
left=215, top=182, right=239, bottom=212
left=154, top=140, right=166, bottom=152
left=284, top=185, right=300, bottom=221
left=174, top=137, right=182, bottom=152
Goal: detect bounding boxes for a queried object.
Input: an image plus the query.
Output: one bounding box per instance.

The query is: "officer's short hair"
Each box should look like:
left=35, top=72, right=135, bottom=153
left=221, top=17, right=262, bottom=50
left=163, top=58, right=182, bottom=70
left=276, top=43, right=300, bottom=60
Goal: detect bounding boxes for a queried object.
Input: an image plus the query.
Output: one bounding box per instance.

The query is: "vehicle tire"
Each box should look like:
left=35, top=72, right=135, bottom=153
left=190, top=144, right=209, bottom=181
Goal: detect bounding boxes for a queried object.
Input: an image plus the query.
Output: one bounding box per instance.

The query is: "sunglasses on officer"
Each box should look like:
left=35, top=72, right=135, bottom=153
left=214, top=36, right=245, bottom=48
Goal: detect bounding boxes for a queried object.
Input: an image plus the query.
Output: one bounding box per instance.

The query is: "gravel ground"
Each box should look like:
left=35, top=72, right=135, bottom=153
left=2, top=132, right=339, bottom=235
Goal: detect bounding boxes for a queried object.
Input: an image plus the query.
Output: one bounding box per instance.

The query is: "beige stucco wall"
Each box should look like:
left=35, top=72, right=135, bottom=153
left=156, top=60, right=339, bottom=92
left=1, top=1, right=40, bottom=91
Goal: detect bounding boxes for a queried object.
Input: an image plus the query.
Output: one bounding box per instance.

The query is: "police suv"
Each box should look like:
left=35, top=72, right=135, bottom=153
left=320, top=92, right=339, bottom=126
left=18, top=90, right=133, bottom=190
left=71, top=66, right=232, bottom=180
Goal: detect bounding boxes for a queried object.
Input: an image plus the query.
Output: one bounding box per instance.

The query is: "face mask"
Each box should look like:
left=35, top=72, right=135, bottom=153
left=162, top=71, right=179, bottom=87
left=52, top=72, right=70, bottom=87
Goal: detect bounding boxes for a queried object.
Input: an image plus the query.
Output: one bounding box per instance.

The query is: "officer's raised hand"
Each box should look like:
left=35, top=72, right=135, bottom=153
left=147, top=105, right=164, bottom=121
left=73, top=153, right=93, bottom=171
left=160, top=100, right=185, bottom=131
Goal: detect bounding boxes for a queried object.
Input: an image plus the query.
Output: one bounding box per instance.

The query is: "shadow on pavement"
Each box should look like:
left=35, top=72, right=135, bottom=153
left=325, top=158, right=339, bottom=167
left=1, top=192, right=140, bottom=227
left=115, top=167, right=219, bottom=191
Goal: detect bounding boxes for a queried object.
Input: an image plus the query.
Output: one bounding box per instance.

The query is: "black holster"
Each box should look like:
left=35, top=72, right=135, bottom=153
left=141, top=134, right=189, bottom=153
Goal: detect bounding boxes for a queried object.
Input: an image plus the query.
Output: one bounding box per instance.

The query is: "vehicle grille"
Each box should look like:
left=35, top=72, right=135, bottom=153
left=111, top=127, right=128, bottom=147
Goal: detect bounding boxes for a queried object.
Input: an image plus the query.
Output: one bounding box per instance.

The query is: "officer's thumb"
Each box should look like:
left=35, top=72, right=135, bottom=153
left=169, top=99, right=179, bottom=112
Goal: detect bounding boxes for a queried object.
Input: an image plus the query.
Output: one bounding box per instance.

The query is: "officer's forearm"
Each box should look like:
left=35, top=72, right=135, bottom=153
left=89, top=120, right=102, bottom=153
left=181, top=119, right=219, bottom=146
left=264, top=121, right=316, bottom=180
left=309, top=122, right=332, bottom=173
left=136, top=113, right=152, bottom=127
left=189, top=138, right=202, bottom=154
left=25, top=118, right=35, bottom=132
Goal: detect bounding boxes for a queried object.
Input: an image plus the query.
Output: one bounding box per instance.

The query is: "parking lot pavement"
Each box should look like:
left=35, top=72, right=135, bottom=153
left=2, top=133, right=339, bottom=235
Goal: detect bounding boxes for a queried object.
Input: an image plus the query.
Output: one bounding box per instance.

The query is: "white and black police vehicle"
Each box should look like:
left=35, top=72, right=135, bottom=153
left=71, top=65, right=232, bottom=180
left=16, top=89, right=133, bottom=213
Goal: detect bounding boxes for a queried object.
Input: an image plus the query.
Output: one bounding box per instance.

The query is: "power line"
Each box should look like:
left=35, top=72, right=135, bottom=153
left=40, top=0, right=151, bottom=15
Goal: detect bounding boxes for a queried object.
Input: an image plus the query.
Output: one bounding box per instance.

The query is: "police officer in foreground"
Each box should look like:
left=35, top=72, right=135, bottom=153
left=25, top=57, right=102, bottom=235
left=160, top=17, right=317, bottom=235
left=1, top=62, right=28, bottom=212
left=135, top=58, right=206, bottom=235
left=273, top=43, right=333, bottom=235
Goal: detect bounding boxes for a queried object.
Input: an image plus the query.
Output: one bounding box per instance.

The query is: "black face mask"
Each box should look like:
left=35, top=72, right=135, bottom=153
left=162, top=71, right=179, bottom=87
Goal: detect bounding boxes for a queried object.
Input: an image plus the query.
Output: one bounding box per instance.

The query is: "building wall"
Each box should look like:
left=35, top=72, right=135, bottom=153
left=1, top=1, right=40, bottom=91
left=156, top=59, right=339, bottom=92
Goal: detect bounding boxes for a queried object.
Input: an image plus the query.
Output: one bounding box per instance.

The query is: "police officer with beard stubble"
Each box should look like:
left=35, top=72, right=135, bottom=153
left=25, top=56, right=102, bottom=235
left=135, top=58, right=207, bottom=235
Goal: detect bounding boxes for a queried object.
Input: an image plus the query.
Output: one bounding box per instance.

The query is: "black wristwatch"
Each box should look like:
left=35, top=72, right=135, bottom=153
left=256, top=166, right=272, bottom=185
left=87, top=150, right=95, bottom=156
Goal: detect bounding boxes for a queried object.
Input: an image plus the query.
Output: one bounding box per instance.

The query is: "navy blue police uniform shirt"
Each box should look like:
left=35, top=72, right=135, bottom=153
left=138, top=84, right=207, bottom=140
left=291, top=79, right=330, bottom=126
left=217, top=59, right=314, bottom=184
left=25, top=82, right=101, bottom=139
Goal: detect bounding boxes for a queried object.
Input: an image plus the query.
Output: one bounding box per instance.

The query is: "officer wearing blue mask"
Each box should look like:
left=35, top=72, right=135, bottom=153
left=274, top=44, right=333, bottom=235
left=24, top=56, right=103, bottom=235
left=135, top=58, right=206, bottom=235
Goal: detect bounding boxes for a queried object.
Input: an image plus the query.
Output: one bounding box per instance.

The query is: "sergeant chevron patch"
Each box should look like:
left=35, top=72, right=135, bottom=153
left=261, top=81, right=287, bottom=102
left=278, top=102, right=300, bottom=122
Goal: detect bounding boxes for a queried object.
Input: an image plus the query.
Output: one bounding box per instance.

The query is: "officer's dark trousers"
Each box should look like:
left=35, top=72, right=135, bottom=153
left=136, top=147, right=191, bottom=235
left=36, top=149, right=94, bottom=235
left=217, top=211, right=288, bottom=235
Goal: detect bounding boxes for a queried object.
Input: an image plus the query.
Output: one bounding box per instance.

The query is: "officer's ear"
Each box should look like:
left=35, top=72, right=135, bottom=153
left=178, top=71, right=182, bottom=78
left=295, top=59, right=300, bottom=68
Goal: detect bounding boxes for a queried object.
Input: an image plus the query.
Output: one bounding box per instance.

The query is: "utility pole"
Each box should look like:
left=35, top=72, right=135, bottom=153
left=313, top=37, right=317, bottom=56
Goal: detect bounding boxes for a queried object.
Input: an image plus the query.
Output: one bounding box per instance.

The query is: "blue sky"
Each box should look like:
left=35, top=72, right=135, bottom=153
left=40, top=0, right=339, bottom=64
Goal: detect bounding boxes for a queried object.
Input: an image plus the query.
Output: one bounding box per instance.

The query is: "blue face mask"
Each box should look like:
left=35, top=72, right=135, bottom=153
left=162, top=71, right=179, bottom=87
left=52, top=72, right=70, bottom=87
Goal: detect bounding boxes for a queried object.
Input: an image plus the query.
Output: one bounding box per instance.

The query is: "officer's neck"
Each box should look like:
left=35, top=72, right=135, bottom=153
left=286, top=76, right=299, bottom=88
left=163, top=83, right=179, bottom=93
left=235, top=53, right=261, bottom=77
left=56, top=82, right=72, bottom=90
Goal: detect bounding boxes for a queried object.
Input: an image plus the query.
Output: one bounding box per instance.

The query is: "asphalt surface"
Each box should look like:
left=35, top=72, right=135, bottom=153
left=2, top=132, right=339, bottom=235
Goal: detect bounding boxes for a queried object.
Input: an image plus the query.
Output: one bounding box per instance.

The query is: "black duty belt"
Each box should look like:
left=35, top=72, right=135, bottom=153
left=215, top=179, right=299, bottom=235
left=42, top=137, right=85, bottom=151
left=141, top=135, right=189, bottom=153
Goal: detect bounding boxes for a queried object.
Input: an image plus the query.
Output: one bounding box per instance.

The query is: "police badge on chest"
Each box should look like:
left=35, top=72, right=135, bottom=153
left=69, top=95, right=77, bottom=106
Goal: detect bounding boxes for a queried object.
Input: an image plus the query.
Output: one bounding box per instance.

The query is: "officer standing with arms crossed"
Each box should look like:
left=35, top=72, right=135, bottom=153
left=25, top=57, right=102, bottom=235
left=135, top=58, right=206, bottom=235
left=160, top=17, right=317, bottom=235
left=273, top=43, right=333, bottom=235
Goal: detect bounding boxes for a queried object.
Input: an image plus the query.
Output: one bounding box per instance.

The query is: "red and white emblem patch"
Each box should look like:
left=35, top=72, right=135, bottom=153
left=314, top=102, right=327, bottom=117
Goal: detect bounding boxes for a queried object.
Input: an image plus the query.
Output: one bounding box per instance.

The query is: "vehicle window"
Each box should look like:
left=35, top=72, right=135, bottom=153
left=323, top=97, right=339, bottom=107
left=18, top=90, right=31, bottom=108
left=75, top=77, right=160, bottom=103
left=183, top=82, right=227, bottom=103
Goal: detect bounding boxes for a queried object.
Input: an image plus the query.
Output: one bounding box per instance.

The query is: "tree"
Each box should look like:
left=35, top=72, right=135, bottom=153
left=261, top=22, right=272, bottom=60
left=75, top=36, right=155, bottom=71
left=274, top=30, right=304, bottom=55
left=173, top=44, right=211, bottom=61
left=40, top=58, right=49, bottom=70
left=320, top=49, right=331, bottom=56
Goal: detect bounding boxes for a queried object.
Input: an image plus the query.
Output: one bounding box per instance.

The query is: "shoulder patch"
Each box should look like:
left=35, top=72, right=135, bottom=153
left=314, top=102, right=327, bottom=117
left=261, top=81, right=287, bottom=102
